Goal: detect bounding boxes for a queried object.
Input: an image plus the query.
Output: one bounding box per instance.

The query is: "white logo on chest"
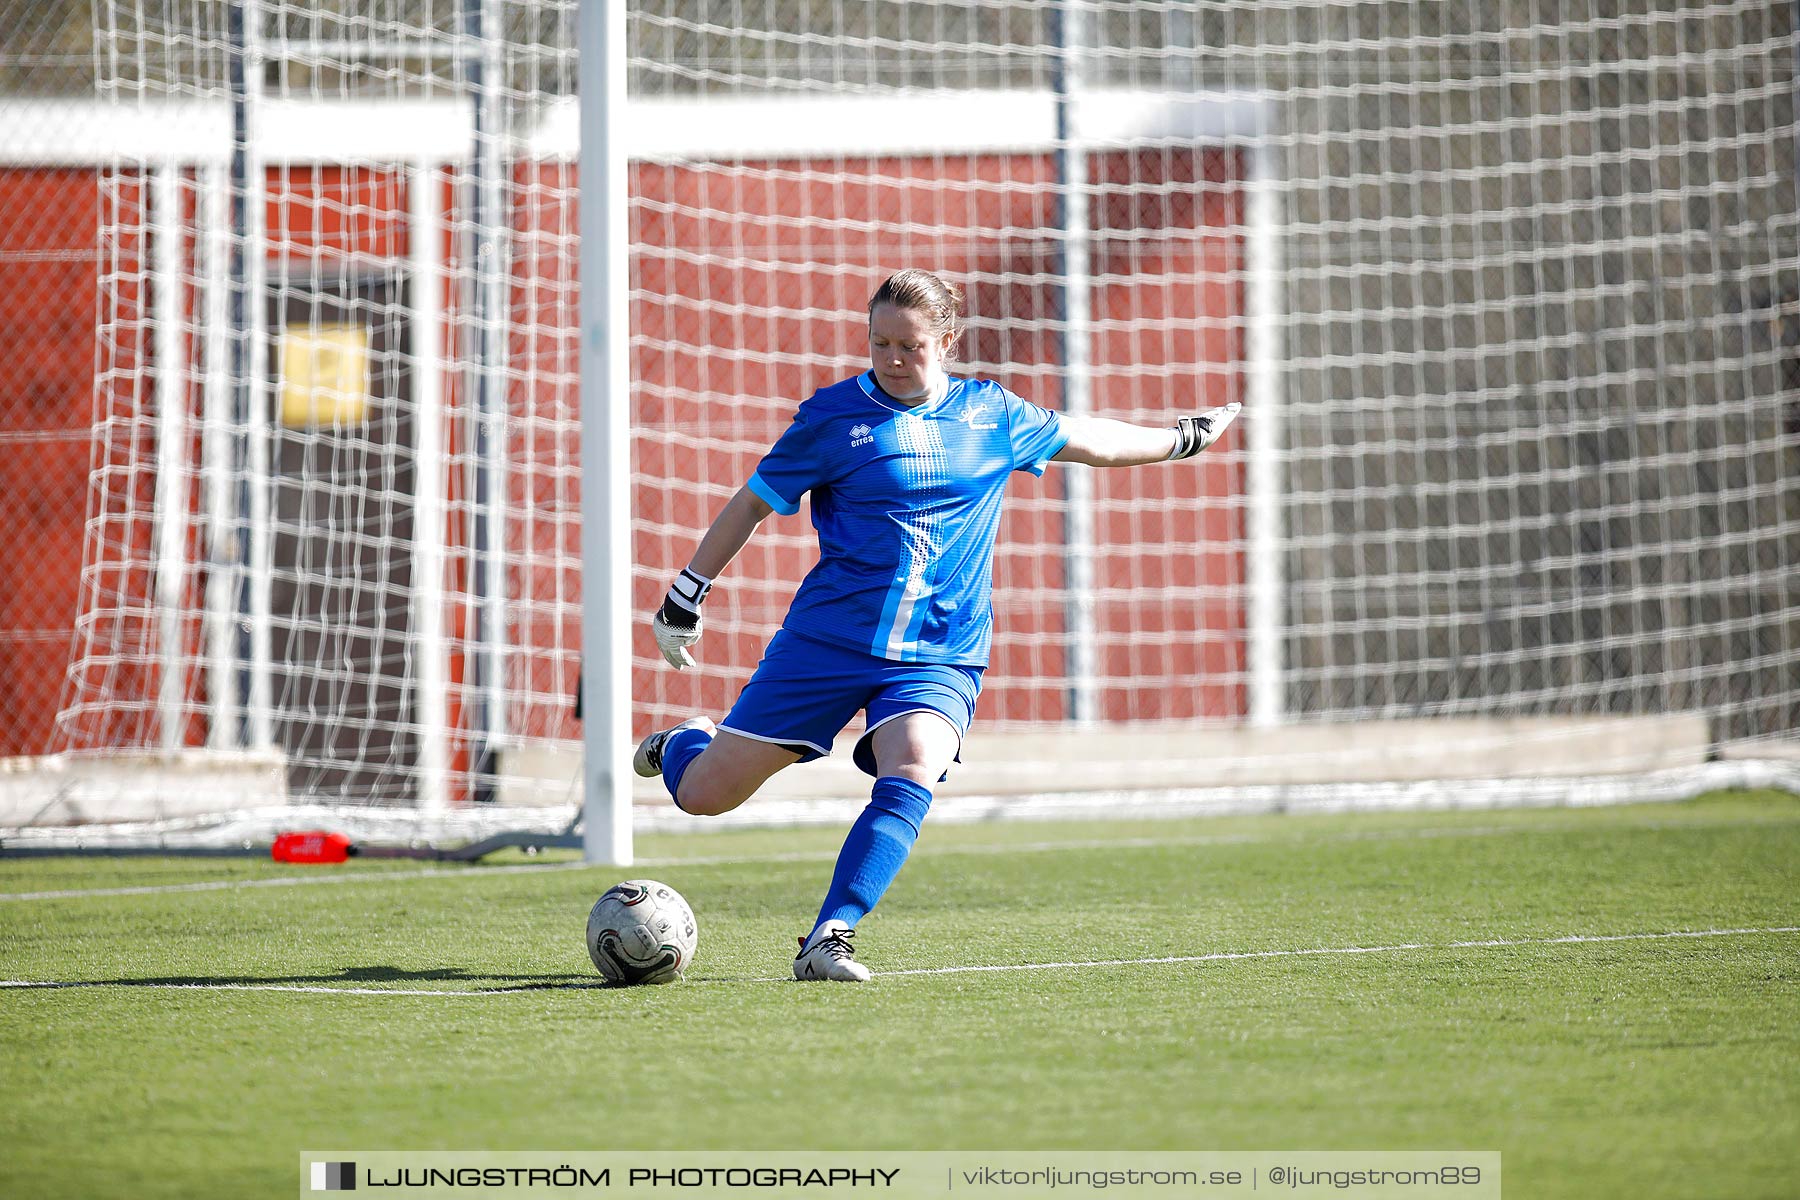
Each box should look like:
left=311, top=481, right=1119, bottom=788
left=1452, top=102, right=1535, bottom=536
left=849, top=422, right=875, bottom=448
left=958, top=401, right=998, bottom=431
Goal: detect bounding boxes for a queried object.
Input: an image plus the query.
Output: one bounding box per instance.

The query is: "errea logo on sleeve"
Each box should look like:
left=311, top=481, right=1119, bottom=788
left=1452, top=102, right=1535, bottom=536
left=849, top=423, right=875, bottom=447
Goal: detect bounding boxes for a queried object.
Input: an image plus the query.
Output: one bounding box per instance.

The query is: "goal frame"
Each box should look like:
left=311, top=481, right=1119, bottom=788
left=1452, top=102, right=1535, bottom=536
left=0, top=71, right=1292, bottom=861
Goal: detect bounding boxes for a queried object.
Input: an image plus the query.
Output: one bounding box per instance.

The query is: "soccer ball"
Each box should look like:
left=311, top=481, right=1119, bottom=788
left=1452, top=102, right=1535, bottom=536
left=585, top=880, right=698, bottom=985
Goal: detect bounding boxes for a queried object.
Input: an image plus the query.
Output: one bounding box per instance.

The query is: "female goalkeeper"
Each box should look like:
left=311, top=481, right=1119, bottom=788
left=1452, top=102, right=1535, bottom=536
left=636, top=268, right=1238, bottom=981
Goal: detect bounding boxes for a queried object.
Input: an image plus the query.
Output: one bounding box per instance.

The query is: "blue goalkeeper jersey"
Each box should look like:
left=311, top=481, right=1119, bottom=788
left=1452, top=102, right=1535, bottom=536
left=745, top=370, right=1069, bottom=666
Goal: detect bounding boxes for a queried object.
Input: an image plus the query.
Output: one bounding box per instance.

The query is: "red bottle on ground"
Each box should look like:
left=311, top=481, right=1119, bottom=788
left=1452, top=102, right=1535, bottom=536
left=271, top=831, right=354, bottom=864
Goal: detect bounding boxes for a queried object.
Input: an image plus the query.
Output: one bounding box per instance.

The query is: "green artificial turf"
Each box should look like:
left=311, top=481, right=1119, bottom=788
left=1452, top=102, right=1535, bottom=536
left=1, top=792, right=1796, bottom=1199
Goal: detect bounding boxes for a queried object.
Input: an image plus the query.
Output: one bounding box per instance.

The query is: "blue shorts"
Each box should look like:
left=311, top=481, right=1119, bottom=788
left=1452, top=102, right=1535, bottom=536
left=719, top=629, right=984, bottom=778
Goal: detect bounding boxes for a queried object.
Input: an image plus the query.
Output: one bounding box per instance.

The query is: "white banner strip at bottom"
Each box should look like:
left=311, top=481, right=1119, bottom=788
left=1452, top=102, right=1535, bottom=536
left=299, top=1151, right=1502, bottom=1199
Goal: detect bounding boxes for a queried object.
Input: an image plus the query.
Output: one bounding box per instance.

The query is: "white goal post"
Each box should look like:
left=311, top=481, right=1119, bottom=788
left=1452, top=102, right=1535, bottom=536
left=4, top=2, right=1796, bottom=855
left=577, top=0, right=634, bottom=866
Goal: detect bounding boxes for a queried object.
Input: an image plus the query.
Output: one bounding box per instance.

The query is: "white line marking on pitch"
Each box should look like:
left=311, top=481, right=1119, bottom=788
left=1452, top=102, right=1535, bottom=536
left=864, top=925, right=1800, bottom=981
left=2, top=926, right=1794, bottom=996
left=0, top=859, right=594, bottom=902
left=5, top=813, right=1794, bottom=903
left=0, top=980, right=516, bottom=997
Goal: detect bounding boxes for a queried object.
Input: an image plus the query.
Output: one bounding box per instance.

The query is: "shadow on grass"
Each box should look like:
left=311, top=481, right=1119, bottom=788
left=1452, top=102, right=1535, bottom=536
left=81, top=965, right=594, bottom=988
left=5, top=964, right=785, bottom=991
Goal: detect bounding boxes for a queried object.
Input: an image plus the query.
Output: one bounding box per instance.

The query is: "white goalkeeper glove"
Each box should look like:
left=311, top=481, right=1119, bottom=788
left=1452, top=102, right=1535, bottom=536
left=651, top=567, right=713, bottom=670
left=1168, top=402, right=1242, bottom=460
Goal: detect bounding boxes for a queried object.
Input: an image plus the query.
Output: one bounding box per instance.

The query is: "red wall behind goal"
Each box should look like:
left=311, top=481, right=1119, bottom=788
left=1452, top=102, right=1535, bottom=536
left=2, top=144, right=1247, bottom=764
left=0, top=168, right=99, bottom=758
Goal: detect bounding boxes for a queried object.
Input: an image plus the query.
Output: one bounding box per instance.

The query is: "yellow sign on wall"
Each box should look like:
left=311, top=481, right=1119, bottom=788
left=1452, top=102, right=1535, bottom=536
left=279, top=324, right=371, bottom=427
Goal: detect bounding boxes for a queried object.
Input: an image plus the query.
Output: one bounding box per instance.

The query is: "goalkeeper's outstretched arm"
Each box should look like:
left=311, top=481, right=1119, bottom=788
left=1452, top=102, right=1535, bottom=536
left=651, top=485, right=775, bottom=670
left=1053, top=401, right=1240, bottom=467
left=686, top=485, right=775, bottom=579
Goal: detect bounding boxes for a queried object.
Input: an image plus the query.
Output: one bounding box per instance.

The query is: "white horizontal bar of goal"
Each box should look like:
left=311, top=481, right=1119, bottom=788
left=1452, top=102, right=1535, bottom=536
left=0, top=88, right=1267, bottom=167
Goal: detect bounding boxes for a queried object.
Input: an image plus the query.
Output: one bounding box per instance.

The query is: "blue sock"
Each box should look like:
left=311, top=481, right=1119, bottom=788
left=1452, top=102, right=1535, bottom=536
left=814, top=776, right=934, bottom=931
left=661, top=726, right=713, bottom=810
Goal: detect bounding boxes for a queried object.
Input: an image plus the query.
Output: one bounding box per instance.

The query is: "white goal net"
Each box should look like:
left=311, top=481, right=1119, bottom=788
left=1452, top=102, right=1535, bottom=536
left=13, top=1, right=1798, bottom=846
